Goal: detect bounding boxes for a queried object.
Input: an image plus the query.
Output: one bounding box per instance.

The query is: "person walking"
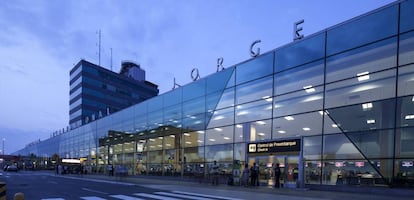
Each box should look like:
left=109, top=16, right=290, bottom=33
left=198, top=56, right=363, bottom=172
left=274, top=163, right=281, bottom=188
left=250, top=163, right=259, bottom=186
left=211, top=160, right=220, bottom=185
left=242, top=163, right=249, bottom=187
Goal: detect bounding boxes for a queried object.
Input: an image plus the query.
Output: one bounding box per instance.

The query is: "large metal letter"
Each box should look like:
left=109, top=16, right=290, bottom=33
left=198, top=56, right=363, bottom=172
left=191, top=68, right=200, bottom=81
left=294, top=19, right=304, bottom=41
left=173, top=77, right=181, bottom=90
left=217, top=57, right=224, bottom=72
left=250, top=40, right=261, bottom=57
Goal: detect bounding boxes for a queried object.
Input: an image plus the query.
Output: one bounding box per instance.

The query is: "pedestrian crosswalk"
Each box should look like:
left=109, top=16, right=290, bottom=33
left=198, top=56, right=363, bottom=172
left=41, top=190, right=245, bottom=200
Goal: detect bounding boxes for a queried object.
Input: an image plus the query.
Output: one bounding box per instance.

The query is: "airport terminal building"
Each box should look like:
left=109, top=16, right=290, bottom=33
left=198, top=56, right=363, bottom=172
left=14, top=0, right=414, bottom=188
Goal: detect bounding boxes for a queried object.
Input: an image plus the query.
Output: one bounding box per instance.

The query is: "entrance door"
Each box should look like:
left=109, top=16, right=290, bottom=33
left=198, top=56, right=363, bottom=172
left=254, top=155, right=299, bottom=187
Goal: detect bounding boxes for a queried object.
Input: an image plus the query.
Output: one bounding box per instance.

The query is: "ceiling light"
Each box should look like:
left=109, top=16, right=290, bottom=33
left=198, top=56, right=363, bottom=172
left=197, top=140, right=203, bottom=143
left=357, top=71, right=370, bottom=81
left=258, top=133, right=265, bottom=136
left=332, top=124, right=338, bottom=128
left=213, top=115, right=224, bottom=120
left=405, top=115, right=414, bottom=120
left=362, top=102, right=373, bottom=110
left=237, top=111, right=249, bottom=116
left=278, top=130, right=286, bottom=134
left=214, top=128, right=223, bottom=132
left=197, top=130, right=205, bottom=134
left=184, top=133, right=190, bottom=136
left=256, top=121, right=266, bottom=125
left=367, top=119, right=376, bottom=124
left=284, top=116, right=294, bottom=121
left=169, top=135, right=175, bottom=138
left=412, top=96, right=414, bottom=102
left=209, top=139, right=216, bottom=142
left=236, top=124, right=243, bottom=128
left=303, top=127, right=311, bottom=131
left=303, top=85, right=315, bottom=93
left=223, top=137, right=230, bottom=140
left=185, top=141, right=192, bottom=144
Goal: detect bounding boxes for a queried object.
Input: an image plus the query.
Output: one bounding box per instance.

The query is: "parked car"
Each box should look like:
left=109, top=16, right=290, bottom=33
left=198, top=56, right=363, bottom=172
left=6, top=165, right=18, bottom=172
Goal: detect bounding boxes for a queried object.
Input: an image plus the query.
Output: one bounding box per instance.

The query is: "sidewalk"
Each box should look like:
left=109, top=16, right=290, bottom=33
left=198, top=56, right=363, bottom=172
left=50, top=171, right=414, bottom=200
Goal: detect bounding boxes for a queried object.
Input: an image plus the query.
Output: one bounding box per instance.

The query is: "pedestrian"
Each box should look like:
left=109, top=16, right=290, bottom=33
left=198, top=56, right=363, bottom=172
left=242, top=163, right=249, bottom=187
left=58, top=164, right=62, bottom=175
left=211, top=160, right=220, bottom=185
left=274, top=163, right=281, bottom=188
left=250, top=163, right=259, bottom=186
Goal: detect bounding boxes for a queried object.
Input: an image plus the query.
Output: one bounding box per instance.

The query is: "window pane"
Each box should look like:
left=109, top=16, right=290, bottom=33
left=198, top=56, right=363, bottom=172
left=303, top=136, right=322, bottom=160
left=183, top=79, right=205, bottom=101
left=207, top=88, right=234, bottom=110
left=274, top=60, right=324, bottom=96
left=273, top=86, right=323, bottom=117
left=235, top=100, right=272, bottom=124
left=273, top=112, right=322, bottom=139
left=326, top=37, right=397, bottom=83
left=205, top=126, right=234, bottom=145
left=163, top=89, right=182, bottom=107
left=323, top=134, right=364, bottom=160
left=184, top=147, right=205, bottom=163
left=398, top=65, right=414, bottom=97
left=182, top=113, right=205, bottom=131
left=400, top=0, right=414, bottom=33
left=148, top=137, right=163, bottom=151
left=207, top=107, right=234, bottom=129
left=325, top=69, right=396, bottom=108
left=243, top=119, right=271, bottom=142
left=327, top=5, right=398, bottom=55
left=347, top=130, right=394, bottom=159
left=236, top=52, right=273, bottom=85
left=396, top=96, right=414, bottom=128
left=148, top=96, right=163, bottom=112
left=396, top=127, right=414, bottom=158
left=206, top=67, right=235, bottom=94
left=183, top=97, right=205, bottom=116
left=183, top=131, right=205, bottom=147
left=275, top=33, right=325, bottom=72
left=163, top=134, right=177, bottom=149
left=236, top=76, right=272, bottom=105
left=399, top=32, right=414, bottom=66
left=325, top=99, right=396, bottom=133
left=205, top=144, right=233, bottom=162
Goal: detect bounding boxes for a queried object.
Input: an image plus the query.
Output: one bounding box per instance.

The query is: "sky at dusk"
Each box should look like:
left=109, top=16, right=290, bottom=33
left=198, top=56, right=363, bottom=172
left=0, top=0, right=396, bottom=154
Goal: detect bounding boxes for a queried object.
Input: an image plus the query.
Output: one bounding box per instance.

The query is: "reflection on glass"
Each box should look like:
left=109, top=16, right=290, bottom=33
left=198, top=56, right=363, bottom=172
left=235, top=100, right=272, bottom=124
left=236, top=76, right=272, bottom=105
left=273, top=112, right=322, bottom=139
left=325, top=69, right=396, bottom=108
left=273, top=86, right=323, bottom=117
left=326, top=37, right=397, bottom=83
left=205, top=126, right=234, bottom=145
left=236, top=52, right=273, bottom=85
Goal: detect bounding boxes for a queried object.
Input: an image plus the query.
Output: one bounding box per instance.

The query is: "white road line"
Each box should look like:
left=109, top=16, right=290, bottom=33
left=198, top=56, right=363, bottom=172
left=81, top=197, right=107, bottom=200
left=155, top=192, right=212, bottom=200
left=173, top=191, right=245, bottom=200
left=110, top=195, right=144, bottom=200
left=82, top=187, right=109, bottom=195
left=134, top=192, right=182, bottom=200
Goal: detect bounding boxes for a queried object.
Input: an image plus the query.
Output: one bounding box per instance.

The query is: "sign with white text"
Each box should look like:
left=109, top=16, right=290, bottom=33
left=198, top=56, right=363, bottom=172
left=248, top=139, right=301, bottom=154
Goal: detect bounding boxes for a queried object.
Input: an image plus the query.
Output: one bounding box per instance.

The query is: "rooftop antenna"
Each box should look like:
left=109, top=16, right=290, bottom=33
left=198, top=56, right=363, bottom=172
left=97, top=29, right=101, bottom=66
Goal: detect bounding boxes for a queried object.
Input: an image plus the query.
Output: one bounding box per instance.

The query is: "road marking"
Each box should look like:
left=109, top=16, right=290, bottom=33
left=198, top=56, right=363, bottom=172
left=155, top=192, right=213, bottom=200
left=81, top=197, right=107, bottom=200
left=56, top=175, right=135, bottom=186
left=173, top=191, right=245, bottom=200
left=82, top=187, right=109, bottom=195
left=134, top=192, right=181, bottom=200
left=110, top=195, right=144, bottom=200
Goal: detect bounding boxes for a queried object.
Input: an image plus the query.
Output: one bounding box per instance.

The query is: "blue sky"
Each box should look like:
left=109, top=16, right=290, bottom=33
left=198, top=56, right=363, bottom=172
left=0, top=0, right=395, bottom=154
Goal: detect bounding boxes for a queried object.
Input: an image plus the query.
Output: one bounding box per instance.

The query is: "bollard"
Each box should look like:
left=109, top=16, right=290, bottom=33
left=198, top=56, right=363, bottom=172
left=14, top=192, right=24, bottom=200
left=0, top=182, right=6, bottom=200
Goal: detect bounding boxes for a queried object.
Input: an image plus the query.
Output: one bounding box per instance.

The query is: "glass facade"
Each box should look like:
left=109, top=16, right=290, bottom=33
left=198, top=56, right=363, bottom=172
left=15, top=0, right=414, bottom=189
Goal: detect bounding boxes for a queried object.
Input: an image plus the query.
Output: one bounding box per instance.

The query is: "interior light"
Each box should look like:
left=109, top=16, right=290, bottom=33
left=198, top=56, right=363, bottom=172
left=214, top=128, right=223, bottom=132
left=197, top=130, right=205, bottom=134
left=223, top=137, right=231, bottom=140
left=213, top=115, right=224, bottom=120
left=303, top=127, right=311, bottom=131
left=412, top=96, right=414, bottom=102
left=149, top=139, right=155, bottom=142
left=284, top=116, right=295, bottom=121
left=165, top=144, right=171, bottom=146
left=197, top=140, right=203, bottom=143
left=303, top=85, right=316, bottom=93
left=209, top=139, right=216, bottom=142
left=258, top=133, right=265, bottom=136
left=237, top=111, right=249, bottom=116
left=169, top=135, right=175, bottom=138
left=256, top=121, right=266, bottom=125
left=357, top=71, right=370, bottom=81
left=236, top=124, right=243, bottom=128
left=362, top=102, right=373, bottom=110
left=184, top=133, right=190, bottom=136
left=367, top=119, right=376, bottom=124
left=278, top=130, right=286, bottom=134
left=405, top=115, right=414, bottom=120
left=332, top=124, right=338, bottom=128
left=185, top=141, right=192, bottom=144
left=158, top=137, right=163, bottom=139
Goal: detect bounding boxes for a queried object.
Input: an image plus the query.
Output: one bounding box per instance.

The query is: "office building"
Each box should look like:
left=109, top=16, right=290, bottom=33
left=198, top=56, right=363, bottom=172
left=69, top=60, right=159, bottom=128
left=14, top=0, right=414, bottom=188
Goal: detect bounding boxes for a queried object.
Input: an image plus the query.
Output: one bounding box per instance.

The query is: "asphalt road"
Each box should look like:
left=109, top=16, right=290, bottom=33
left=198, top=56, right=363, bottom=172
left=2, top=170, right=413, bottom=200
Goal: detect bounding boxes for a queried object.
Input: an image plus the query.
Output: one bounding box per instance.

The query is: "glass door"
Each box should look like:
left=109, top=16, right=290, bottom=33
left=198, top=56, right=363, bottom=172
left=284, top=156, right=299, bottom=188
